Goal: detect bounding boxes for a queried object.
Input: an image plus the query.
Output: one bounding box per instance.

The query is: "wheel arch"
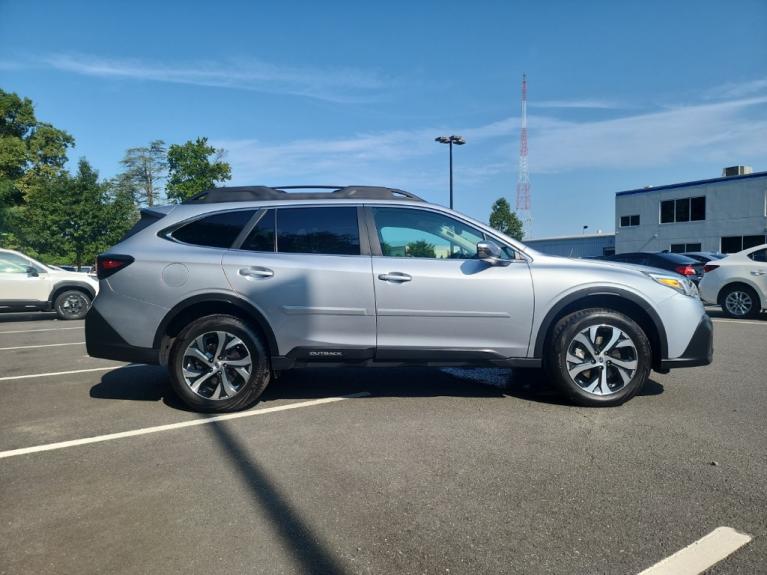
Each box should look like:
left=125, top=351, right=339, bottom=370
left=153, top=293, right=279, bottom=362
left=717, top=281, right=765, bottom=309
left=534, top=288, right=668, bottom=370
left=50, top=281, right=96, bottom=305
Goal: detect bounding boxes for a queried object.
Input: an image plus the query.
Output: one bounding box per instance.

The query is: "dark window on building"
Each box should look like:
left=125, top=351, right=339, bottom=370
left=660, top=200, right=674, bottom=223
left=690, top=197, right=705, bottom=221
left=620, top=214, right=640, bottom=227
left=660, top=197, right=704, bottom=223
left=749, top=248, right=767, bottom=262
left=743, top=235, right=767, bottom=250
left=240, top=210, right=275, bottom=252
left=631, top=215, right=640, bottom=226
left=721, top=236, right=742, bottom=253
left=602, top=247, right=615, bottom=256
left=172, top=210, right=256, bottom=248
left=276, top=207, right=360, bottom=255
left=670, top=242, right=702, bottom=253
left=675, top=198, right=690, bottom=222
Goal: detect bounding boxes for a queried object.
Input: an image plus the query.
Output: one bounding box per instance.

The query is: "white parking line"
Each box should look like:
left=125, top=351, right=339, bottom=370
left=0, top=393, right=371, bottom=459
left=0, top=365, right=128, bottom=382
left=0, top=326, right=83, bottom=335
left=0, top=341, right=85, bottom=351
left=711, top=319, right=767, bottom=326
left=637, top=526, right=752, bottom=575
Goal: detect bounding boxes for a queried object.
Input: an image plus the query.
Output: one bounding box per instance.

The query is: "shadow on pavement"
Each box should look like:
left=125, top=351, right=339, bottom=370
left=207, top=421, right=350, bottom=575
left=90, top=364, right=663, bottom=411
left=0, top=311, right=60, bottom=323
left=705, top=307, right=767, bottom=321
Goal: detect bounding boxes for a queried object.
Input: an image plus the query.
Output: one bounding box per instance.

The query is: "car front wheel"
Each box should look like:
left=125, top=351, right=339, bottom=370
left=169, top=314, right=271, bottom=412
left=720, top=285, right=759, bottom=319
left=545, top=308, right=652, bottom=407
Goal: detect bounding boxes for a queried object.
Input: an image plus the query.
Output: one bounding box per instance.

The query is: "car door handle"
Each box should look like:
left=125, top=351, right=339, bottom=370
left=750, top=270, right=766, bottom=276
left=238, top=266, right=274, bottom=279
left=378, top=272, right=412, bottom=283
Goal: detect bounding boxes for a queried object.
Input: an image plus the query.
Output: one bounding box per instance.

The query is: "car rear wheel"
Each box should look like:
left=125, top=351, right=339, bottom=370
left=169, top=314, right=271, bottom=412
left=54, top=290, right=92, bottom=320
left=720, top=285, right=759, bottom=319
left=545, top=308, right=652, bottom=407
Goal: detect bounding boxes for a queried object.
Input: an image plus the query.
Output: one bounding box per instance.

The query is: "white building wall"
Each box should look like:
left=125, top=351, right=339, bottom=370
left=615, top=174, right=767, bottom=253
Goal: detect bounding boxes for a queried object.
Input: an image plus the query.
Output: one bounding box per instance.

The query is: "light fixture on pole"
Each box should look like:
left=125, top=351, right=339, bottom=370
left=435, top=135, right=465, bottom=209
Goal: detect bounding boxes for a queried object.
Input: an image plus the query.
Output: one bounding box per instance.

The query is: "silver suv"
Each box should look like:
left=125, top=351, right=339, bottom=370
left=86, top=186, right=712, bottom=412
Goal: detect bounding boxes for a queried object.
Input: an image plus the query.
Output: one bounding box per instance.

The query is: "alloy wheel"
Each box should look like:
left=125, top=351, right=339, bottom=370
left=182, top=331, right=252, bottom=400
left=565, top=324, right=638, bottom=396
left=724, top=290, right=752, bottom=317
left=60, top=293, right=88, bottom=318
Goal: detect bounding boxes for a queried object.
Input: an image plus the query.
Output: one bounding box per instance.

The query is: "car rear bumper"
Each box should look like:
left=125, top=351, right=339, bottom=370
left=85, top=307, right=159, bottom=364
left=659, top=313, right=713, bottom=370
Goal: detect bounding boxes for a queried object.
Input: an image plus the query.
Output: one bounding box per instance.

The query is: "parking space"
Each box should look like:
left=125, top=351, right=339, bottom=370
left=0, top=313, right=764, bottom=574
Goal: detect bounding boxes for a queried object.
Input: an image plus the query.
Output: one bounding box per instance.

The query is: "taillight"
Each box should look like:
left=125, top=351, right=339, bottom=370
left=703, top=264, right=719, bottom=273
left=97, top=254, right=134, bottom=279
left=674, top=264, right=697, bottom=276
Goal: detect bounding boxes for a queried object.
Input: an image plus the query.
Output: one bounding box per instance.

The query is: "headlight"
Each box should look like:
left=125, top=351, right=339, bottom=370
left=646, top=272, right=699, bottom=298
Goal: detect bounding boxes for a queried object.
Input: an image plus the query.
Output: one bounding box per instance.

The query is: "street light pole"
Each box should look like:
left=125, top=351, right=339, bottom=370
left=435, top=135, right=465, bottom=209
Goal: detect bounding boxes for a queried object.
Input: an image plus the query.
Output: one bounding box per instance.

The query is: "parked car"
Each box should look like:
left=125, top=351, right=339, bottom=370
left=683, top=251, right=726, bottom=264
left=699, top=244, right=767, bottom=318
left=85, top=185, right=712, bottom=412
left=0, top=248, right=99, bottom=319
left=595, top=252, right=704, bottom=284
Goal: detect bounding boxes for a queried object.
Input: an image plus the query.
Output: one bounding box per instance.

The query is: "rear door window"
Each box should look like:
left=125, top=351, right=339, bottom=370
left=172, top=210, right=257, bottom=248
left=241, top=210, right=276, bottom=252
left=276, top=207, right=360, bottom=255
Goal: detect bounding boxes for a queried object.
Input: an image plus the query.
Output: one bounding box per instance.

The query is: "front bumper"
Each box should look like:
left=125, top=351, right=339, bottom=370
left=659, top=313, right=713, bottom=370
left=85, top=307, right=159, bottom=364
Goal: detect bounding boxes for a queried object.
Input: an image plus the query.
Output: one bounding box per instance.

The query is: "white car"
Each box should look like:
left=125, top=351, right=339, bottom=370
left=699, top=244, right=767, bottom=318
left=0, top=248, right=99, bottom=320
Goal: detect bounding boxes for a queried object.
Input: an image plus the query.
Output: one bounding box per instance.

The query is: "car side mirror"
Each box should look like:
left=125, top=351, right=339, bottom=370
left=477, top=241, right=511, bottom=266
left=26, top=266, right=39, bottom=277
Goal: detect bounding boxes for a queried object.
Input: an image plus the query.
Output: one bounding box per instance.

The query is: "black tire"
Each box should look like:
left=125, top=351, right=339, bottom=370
left=168, top=314, right=271, bottom=413
left=719, top=284, right=760, bottom=319
left=54, top=289, right=92, bottom=320
left=544, top=308, right=652, bottom=407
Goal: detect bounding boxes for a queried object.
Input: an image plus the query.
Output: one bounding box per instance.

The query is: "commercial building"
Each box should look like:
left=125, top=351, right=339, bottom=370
left=614, top=167, right=767, bottom=254
left=523, top=233, right=615, bottom=258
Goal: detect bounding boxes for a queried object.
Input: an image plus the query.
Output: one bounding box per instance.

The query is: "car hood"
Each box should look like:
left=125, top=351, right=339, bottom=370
left=46, top=268, right=99, bottom=290
left=533, top=254, right=686, bottom=279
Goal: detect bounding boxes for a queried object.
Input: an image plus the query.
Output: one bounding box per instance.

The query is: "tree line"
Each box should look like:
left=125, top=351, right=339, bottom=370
left=0, top=89, right=232, bottom=267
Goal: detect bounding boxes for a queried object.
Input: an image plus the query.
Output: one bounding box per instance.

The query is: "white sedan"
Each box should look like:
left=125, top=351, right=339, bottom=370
left=699, top=244, right=767, bottom=318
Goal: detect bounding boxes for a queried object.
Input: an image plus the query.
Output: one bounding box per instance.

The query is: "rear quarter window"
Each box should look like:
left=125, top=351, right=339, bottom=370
left=171, top=210, right=256, bottom=248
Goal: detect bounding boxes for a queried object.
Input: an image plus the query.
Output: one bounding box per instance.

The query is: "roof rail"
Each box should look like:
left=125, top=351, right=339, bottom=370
left=183, top=185, right=425, bottom=204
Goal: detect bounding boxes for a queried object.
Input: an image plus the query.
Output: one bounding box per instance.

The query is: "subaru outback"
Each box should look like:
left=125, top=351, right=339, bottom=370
left=85, top=185, right=713, bottom=412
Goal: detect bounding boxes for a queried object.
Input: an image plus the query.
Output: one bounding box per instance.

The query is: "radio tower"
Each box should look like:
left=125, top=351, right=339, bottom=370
left=515, top=73, right=531, bottom=225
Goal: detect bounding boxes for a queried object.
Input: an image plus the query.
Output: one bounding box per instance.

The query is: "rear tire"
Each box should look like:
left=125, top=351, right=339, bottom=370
left=544, top=308, right=652, bottom=407
left=719, top=285, right=759, bottom=319
left=168, top=314, right=271, bottom=412
left=54, top=290, right=92, bottom=320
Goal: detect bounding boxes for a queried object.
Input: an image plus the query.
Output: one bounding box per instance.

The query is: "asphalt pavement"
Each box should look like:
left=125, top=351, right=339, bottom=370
left=0, top=311, right=764, bottom=574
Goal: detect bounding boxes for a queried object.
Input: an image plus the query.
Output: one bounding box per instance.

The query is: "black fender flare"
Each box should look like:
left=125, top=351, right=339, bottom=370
left=49, top=281, right=97, bottom=304
left=533, top=287, right=669, bottom=359
left=152, top=292, right=279, bottom=355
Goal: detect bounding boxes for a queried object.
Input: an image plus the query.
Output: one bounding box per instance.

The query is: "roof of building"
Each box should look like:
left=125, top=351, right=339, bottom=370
left=616, top=170, right=767, bottom=197
left=525, top=233, right=616, bottom=243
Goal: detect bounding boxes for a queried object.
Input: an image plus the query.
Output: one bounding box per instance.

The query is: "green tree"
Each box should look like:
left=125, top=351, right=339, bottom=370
left=0, top=89, right=74, bottom=243
left=119, top=140, right=167, bottom=207
left=21, top=159, right=136, bottom=268
left=406, top=240, right=436, bottom=258
left=489, top=197, right=524, bottom=240
left=166, top=137, right=231, bottom=203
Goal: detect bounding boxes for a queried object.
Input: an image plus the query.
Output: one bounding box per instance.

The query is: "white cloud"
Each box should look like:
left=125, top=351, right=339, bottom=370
left=704, top=77, right=767, bottom=100
left=38, top=53, right=389, bottom=103
left=533, top=99, right=624, bottom=109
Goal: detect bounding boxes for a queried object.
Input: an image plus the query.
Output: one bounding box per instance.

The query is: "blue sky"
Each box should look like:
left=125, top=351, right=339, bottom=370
left=1, top=0, right=766, bottom=238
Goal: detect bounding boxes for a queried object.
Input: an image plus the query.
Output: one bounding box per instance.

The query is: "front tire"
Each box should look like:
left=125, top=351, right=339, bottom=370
left=168, top=314, right=271, bottom=412
left=54, top=290, right=92, bottom=320
left=720, top=285, right=759, bottom=319
left=545, top=308, right=652, bottom=407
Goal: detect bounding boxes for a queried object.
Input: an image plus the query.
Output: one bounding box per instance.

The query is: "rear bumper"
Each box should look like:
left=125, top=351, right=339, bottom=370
left=85, top=307, right=159, bottom=364
left=659, top=313, right=713, bottom=370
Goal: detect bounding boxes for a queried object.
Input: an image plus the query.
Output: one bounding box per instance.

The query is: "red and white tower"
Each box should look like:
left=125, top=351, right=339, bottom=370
left=515, top=73, right=531, bottom=222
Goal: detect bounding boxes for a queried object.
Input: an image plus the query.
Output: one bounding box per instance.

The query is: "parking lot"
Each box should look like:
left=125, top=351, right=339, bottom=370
left=0, top=310, right=764, bottom=574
